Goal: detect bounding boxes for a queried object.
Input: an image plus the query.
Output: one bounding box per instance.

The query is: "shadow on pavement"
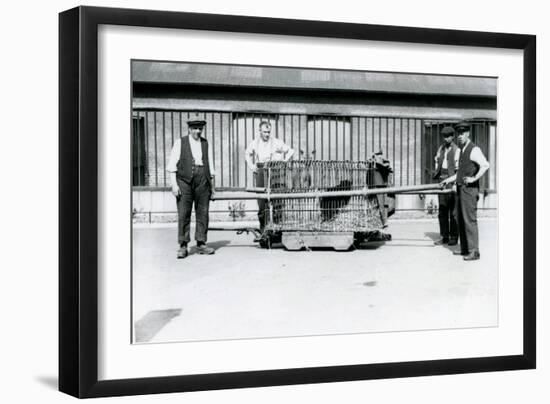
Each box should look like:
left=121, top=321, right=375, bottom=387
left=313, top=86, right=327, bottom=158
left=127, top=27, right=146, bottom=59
left=424, top=231, right=458, bottom=252
left=207, top=239, right=231, bottom=251
left=424, top=231, right=440, bottom=241
left=194, top=240, right=231, bottom=252
left=134, top=309, right=182, bottom=343
left=355, top=241, right=386, bottom=250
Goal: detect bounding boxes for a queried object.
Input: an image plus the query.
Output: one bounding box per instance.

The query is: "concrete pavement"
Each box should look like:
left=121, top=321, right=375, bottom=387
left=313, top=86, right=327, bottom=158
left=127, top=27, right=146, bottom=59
left=132, top=218, right=498, bottom=343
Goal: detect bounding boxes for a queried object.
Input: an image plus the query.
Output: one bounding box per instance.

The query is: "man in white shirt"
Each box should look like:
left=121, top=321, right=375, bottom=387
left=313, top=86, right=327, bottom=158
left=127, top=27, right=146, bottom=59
left=441, top=121, right=490, bottom=261
left=167, top=113, right=216, bottom=259
left=245, top=121, right=294, bottom=232
left=433, top=126, right=460, bottom=246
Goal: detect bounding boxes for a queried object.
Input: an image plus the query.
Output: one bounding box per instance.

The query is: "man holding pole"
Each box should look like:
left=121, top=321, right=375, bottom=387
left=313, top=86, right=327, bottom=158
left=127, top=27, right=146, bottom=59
left=440, top=122, right=490, bottom=261
left=433, top=126, right=460, bottom=246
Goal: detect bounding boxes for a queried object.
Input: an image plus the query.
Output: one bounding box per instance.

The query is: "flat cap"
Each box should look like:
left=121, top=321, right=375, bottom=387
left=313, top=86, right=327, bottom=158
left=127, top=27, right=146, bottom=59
left=440, top=126, right=455, bottom=136
left=187, top=112, right=206, bottom=127
left=454, top=121, right=470, bottom=132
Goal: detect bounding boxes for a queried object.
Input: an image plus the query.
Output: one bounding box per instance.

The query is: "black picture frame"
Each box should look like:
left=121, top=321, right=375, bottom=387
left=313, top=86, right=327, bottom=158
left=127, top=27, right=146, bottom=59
left=59, top=6, right=536, bottom=398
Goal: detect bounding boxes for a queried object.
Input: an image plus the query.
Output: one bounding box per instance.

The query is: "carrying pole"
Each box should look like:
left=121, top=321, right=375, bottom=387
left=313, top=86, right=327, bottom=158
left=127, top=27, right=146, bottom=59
left=211, top=183, right=445, bottom=201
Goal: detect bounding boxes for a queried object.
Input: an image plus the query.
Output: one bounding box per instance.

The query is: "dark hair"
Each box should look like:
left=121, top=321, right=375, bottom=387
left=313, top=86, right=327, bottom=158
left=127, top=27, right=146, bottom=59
left=259, top=121, right=271, bottom=130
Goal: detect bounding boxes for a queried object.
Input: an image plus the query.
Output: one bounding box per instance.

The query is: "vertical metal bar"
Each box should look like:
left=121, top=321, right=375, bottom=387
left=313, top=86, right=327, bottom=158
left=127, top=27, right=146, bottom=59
left=307, top=117, right=313, bottom=161
left=487, top=121, right=491, bottom=190
left=487, top=122, right=496, bottom=189
left=179, top=111, right=183, bottom=140
left=170, top=111, right=174, bottom=147
left=434, top=122, right=439, bottom=184
left=392, top=118, right=396, bottom=179
left=220, top=113, right=223, bottom=188
left=328, top=116, right=333, bottom=160
left=162, top=112, right=167, bottom=187
left=135, top=114, right=140, bottom=186
left=342, top=117, right=345, bottom=160
left=494, top=122, right=497, bottom=192
left=432, top=123, right=439, bottom=185
left=282, top=114, right=286, bottom=145
left=400, top=118, right=403, bottom=186
left=407, top=119, right=410, bottom=185
left=306, top=114, right=309, bottom=158
left=245, top=114, right=249, bottom=188
left=364, top=118, right=367, bottom=160
left=378, top=117, right=381, bottom=154
left=290, top=114, right=294, bottom=150
left=236, top=113, right=240, bottom=188
left=210, top=112, right=215, bottom=183
left=231, top=113, right=237, bottom=187
left=385, top=117, right=389, bottom=157
left=356, top=117, right=360, bottom=161
left=321, top=117, right=324, bottom=160
left=278, top=114, right=282, bottom=142
left=370, top=117, right=375, bottom=154
left=336, top=117, right=339, bottom=160
left=414, top=119, right=417, bottom=185
left=485, top=121, right=490, bottom=189
left=140, top=113, right=145, bottom=186
left=420, top=119, right=424, bottom=184
left=144, top=111, right=149, bottom=186
left=298, top=115, right=302, bottom=160
left=153, top=111, right=158, bottom=187
left=313, top=116, right=316, bottom=160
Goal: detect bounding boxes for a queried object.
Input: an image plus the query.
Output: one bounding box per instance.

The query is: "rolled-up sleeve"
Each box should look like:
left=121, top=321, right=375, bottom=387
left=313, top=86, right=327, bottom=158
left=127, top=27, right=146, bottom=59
left=208, top=143, right=216, bottom=176
left=470, top=146, right=490, bottom=170
left=276, top=138, right=294, bottom=159
left=166, top=139, right=181, bottom=173
left=434, top=146, right=441, bottom=169
left=245, top=139, right=256, bottom=169
left=279, top=139, right=291, bottom=153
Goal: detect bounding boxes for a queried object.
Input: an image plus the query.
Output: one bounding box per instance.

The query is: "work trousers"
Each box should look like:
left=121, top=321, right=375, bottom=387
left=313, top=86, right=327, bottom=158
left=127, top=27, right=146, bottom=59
left=455, top=185, right=480, bottom=253
left=254, top=165, right=284, bottom=231
left=176, top=166, right=211, bottom=245
left=255, top=166, right=267, bottom=231
left=438, top=192, right=458, bottom=241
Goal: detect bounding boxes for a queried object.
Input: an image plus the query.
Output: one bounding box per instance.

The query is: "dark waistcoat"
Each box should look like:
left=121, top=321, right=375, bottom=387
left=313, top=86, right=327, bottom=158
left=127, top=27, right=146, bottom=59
left=456, top=141, right=479, bottom=187
left=176, top=135, right=212, bottom=185
left=435, top=142, right=458, bottom=178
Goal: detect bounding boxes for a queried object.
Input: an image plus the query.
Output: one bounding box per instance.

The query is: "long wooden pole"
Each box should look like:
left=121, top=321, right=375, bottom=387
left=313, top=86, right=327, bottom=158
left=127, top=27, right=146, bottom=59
left=212, top=183, right=445, bottom=200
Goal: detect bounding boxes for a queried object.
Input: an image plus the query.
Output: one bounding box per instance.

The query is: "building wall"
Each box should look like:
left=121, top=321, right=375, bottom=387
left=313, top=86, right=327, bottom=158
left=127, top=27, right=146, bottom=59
left=132, top=84, right=497, bottom=218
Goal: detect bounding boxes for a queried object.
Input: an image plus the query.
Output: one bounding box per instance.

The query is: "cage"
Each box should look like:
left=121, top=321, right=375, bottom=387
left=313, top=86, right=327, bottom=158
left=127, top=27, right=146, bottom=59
left=259, top=158, right=394, bottom=250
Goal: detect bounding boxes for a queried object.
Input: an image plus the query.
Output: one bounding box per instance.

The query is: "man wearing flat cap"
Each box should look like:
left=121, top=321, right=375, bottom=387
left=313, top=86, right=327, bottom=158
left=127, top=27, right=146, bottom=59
left=440, top=121, right=490, bottom=261
left=433, top=126, right=460, bottom=246
left=167, top=112, right=216, bottom=259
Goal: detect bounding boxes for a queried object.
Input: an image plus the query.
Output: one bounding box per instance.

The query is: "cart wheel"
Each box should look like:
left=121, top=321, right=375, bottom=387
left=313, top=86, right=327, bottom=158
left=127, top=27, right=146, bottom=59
left=259, top=234, right=271, bottom=249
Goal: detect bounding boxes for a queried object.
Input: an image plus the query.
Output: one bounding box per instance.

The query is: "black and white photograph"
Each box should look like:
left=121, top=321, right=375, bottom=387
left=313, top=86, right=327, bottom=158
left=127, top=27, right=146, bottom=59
left=3, top=0, right=546, bottom=402
left=131, top=60, right=498, bottom=344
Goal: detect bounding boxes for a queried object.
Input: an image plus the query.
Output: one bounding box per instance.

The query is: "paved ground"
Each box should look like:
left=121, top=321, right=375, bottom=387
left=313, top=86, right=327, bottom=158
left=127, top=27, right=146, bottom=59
left=132, top=218, right=498, bottom=343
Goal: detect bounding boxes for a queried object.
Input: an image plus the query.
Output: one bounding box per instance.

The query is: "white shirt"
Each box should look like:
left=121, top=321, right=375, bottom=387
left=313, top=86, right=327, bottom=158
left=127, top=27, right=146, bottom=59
left=434, top=144, right=460, bottom=171
left=166, top=136, right=215, bottom=175
left=245, top=137, right=294, bottom=170
left=459, top=140, right=490, bottom=170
